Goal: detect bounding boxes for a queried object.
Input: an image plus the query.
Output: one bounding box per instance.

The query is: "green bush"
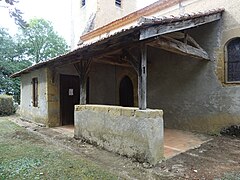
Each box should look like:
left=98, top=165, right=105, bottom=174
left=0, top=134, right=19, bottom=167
left=0, top=95, right=15, bottom=116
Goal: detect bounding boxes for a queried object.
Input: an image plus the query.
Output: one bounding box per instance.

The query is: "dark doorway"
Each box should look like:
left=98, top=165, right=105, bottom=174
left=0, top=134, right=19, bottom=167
left=60, top=74, right=80, bottom=125
left=119, top=76, right=134, bottom=107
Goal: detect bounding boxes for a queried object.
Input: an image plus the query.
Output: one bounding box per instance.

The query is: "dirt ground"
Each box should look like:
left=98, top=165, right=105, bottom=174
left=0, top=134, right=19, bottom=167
left=4, top=115, right=240, bottom=179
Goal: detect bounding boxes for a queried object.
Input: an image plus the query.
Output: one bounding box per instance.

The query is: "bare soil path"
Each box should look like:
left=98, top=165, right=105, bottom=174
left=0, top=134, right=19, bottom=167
left=3, top=115, right=240, bottom=179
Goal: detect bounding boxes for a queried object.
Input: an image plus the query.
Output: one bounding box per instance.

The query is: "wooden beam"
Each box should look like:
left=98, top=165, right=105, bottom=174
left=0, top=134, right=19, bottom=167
left=186, top=35, right=203, bottom=50
left=140, top=13, right=222, bottom=40
left=148, top=36, right=210, bottom=60
left=93, top=58, right=131, bottom=67
left=138, top=45, right=147, bottom=110
left=167, top=32, right=205, bottom=50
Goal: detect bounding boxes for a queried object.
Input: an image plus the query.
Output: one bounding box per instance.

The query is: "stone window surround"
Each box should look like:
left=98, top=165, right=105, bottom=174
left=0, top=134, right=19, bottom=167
left=225, top=37, right=240, bottom=84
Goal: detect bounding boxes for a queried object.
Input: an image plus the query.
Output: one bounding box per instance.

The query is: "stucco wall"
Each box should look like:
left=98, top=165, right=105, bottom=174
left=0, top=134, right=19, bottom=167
left=78, top=0, right=137, bottom=37
left=46, top=64, right=79, bottom=127
left=46, top=68, right=60, bottom=127
left=20, top=68, right=48, bottom=124
left=20, top=65, right=79, bottom=127
left=146, top=0, right=240, bottom=134
left=89, top=63, right=138, bottom=106
left=95, top=0, right=137, bottom=29
left=74, top=105, right=164, bottom=165
left=147, top=21, right=240, bottom=134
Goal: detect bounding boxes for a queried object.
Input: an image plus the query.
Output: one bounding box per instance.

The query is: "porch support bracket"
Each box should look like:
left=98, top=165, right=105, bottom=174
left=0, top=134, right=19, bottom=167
left=74, top=58, right=92, bottom=105
left=122, top=47, right=147, bottom=110
left=122, top=49, right=140, bottom=75
left=148, top=36, right=210, bottom=60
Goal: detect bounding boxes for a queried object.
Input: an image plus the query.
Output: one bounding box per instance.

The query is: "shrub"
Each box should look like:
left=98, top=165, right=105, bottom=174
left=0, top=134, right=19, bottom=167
left=0, top=94, right=16, bottom=116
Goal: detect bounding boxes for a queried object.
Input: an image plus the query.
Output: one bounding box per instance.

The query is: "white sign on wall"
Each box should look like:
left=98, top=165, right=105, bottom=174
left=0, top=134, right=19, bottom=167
left=69, top=89, right=74, bottom=96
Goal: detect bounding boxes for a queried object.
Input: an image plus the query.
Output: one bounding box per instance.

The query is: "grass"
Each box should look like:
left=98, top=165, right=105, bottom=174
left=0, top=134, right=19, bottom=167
left=216, top=172, right=240, bottom=180
left=0, top=118, right=118, bottom=179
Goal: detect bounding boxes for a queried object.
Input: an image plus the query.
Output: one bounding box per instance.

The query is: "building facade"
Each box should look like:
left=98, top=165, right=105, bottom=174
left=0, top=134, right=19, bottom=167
left=13, top=0, right=240, bottom=135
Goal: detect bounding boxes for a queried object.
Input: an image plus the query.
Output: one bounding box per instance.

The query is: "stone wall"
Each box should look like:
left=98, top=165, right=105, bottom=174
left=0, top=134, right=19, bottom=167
left=74, top=105, right=164, bottom=165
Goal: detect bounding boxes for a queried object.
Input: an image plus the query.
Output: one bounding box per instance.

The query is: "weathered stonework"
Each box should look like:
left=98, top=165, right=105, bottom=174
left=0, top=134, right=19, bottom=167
left=74, top=105, right=164, bottom=165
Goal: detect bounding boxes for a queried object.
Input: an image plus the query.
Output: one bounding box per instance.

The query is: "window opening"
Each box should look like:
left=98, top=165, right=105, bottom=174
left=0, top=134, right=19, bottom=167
left=115, top=0, right=121, bottom=7
left=226, top=38, right=240, bottom=82
left=32, top=78, right=38, bottom=107
left=81, top=0, right=86, bottom=7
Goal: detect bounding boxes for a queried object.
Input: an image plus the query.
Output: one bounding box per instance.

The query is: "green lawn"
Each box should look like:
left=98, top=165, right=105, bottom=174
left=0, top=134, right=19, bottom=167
left=0, top=118, right=117, bottom=179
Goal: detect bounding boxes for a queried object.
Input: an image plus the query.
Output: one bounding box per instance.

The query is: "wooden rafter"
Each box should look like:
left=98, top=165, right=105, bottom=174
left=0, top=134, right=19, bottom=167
left=148, top=35, right=210, bottom=60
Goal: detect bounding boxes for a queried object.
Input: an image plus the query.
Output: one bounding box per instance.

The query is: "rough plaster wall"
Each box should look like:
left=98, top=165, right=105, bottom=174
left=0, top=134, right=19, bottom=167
left=94, top=0, right=137, bottom=29
left=46, top=68, right=60, bottom=127
left=74, top=105, right=164, bottom=165
left=89, top=63, right=117, bottom=105
left=78, top=0, right=98, bottom=36
left=46, top=64, right=79, bottom=127
left=55, top=64, right=79, bottom=76
left=89, top=63, right=137, bottom=106
left=147, top=22, right=240, bottom=134
left=20, top=68, right=48, bottom=124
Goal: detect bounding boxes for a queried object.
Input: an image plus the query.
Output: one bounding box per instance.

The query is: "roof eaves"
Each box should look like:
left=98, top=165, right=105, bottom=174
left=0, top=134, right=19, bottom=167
left=11, top=8, right=225, bottom=78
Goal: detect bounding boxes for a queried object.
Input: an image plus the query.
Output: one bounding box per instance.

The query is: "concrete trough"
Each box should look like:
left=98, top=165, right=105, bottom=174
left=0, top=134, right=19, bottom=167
left=74, top=105, right=164, bottom=165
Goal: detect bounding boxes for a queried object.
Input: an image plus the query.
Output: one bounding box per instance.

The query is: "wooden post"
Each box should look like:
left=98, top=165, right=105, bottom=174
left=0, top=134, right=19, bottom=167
left=138, top=44, right=147, bottom=110
left=74, top=59, right=92, bottom=105
left=79, top=78, right=86, bottom=105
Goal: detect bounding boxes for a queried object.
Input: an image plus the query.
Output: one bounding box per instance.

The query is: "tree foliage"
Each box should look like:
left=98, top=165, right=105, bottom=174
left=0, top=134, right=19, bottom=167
left=17, top=19, right=69, bottom=63
left=0, top=0, right=27, bottom=28
left=0, top=18, right=69, bottom=103
left=0, top=28, right=31, bottom=103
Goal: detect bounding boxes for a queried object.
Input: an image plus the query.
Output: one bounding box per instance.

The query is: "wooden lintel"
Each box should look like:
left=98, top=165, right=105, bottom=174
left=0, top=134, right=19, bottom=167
left=140, top=13, right=222, bottom=40
left=148, top=36, right=210, bottom=60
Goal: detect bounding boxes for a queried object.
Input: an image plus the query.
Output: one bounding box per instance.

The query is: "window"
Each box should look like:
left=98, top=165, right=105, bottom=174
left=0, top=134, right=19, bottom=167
left=115, top=0, right=121, bottom=7
left=226, top=38, right=240, bottom=82
left=32, top=78, right=38, bottom=107
left=81, top=0, right=86, bottom=7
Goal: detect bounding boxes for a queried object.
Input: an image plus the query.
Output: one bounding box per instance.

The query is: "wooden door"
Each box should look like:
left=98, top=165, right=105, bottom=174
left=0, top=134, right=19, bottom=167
left=60, top=74, right=80, bottom=125
left=119, top=76, right=134, bottom=107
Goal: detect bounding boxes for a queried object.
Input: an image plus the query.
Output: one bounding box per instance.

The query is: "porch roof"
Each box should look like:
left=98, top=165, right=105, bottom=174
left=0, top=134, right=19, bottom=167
left=11, top=8, right=224, bottom=78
